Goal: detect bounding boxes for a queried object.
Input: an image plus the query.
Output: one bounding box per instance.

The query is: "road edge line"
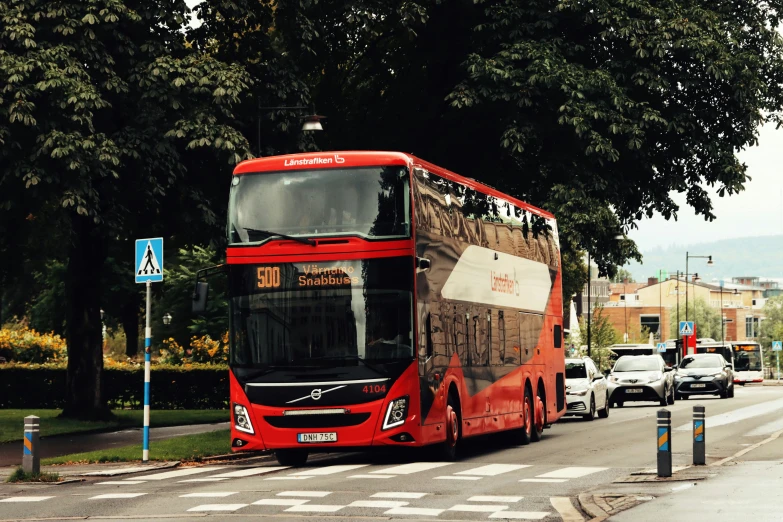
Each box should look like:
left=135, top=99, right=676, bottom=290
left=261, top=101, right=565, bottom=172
left=709, top=428, right=783, bottom=467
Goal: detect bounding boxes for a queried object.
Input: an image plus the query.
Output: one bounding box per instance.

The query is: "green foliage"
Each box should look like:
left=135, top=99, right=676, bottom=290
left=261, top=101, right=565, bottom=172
left=612, top=269, right=635, bottom=284
left=668, top=297, right=721, bottom=339
left=42, top=429, right=230, bottom=465
left=0, top=322, right=67, bottom=363
left=759, top=296, right=783, bottom=368
left=6, top=467, right=60, bottom=483
left=576, top=305, right=619, bottom=372
left=0, top=365, right=229, bottom=409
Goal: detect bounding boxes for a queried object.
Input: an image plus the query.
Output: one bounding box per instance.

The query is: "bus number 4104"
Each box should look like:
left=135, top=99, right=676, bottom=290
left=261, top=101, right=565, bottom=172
left=363, top=385, right=386, bottom=393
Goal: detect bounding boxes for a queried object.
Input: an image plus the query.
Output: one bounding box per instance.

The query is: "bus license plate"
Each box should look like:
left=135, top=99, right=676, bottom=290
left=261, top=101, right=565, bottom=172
left=297, top=432, right=337, bottom=443
left=626, top=388, right=643, bottom=393
left=691, top=384, right=706, bottom=388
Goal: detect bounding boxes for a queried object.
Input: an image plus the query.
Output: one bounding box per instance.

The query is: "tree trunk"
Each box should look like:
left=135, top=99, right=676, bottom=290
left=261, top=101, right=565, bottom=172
left=122, top=294, right=140, bottom=358
left=61, top=215, right=111, bottom=420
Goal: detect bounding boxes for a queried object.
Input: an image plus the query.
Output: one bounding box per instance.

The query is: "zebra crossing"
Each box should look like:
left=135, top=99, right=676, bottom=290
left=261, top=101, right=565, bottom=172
left=0, top=462, right=615, bottom=520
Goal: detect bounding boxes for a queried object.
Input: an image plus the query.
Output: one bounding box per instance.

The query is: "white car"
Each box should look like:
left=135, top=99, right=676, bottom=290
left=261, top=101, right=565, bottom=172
left=565, top=357, right=609, bottom=420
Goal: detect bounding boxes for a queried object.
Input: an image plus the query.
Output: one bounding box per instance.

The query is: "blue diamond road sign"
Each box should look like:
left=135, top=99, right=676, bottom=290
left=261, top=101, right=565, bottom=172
left=679, top=321, right=694, bottom=336
left=135, top=238, right=163, bottom=284
left=773, top=341, right=782, bottom=352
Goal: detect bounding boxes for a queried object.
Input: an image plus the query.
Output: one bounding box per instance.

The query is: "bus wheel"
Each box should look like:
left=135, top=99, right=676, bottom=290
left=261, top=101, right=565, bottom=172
left=514, top=387, right=534, bottom=446
left=437, top=395, right=460, bottom=460
left=531, top=388, right=545, bottom=442
left=275, top=449, right=308, bottom=467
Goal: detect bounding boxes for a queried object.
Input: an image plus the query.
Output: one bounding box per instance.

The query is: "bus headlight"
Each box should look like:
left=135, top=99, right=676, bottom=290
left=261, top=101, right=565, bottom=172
left=233, top=403, right=255, bottom=434
left=382, top=396, right=409, bottom=430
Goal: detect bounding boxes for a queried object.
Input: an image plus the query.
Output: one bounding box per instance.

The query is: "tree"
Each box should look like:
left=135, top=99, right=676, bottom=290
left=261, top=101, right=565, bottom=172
left=577, top=305, right=619, bottom=372
left=0, top=0, right=251, bottom=418
left=612, top=270, right=635, bottom=284
left=289, top=0, right=783, bottom=291
left=759, top=296, right=783, bottom=370
left=668, top=297, right=721, bottom=340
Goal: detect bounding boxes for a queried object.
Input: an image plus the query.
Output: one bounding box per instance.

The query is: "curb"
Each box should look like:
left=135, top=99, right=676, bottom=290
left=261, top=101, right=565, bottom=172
left=578, top=493, right=609, bottom=520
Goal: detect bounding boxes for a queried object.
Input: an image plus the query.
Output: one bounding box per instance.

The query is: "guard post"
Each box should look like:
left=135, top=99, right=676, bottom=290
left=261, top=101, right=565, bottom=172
left=657, top=409, right=672, bottom=477
left=22, top=415, right=40, bottom=475
left=693, top=405, right=706, bottom=465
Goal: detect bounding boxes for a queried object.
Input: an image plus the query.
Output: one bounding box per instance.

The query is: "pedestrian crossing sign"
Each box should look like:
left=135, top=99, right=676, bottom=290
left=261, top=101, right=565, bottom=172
left=773, top=341, right=782, bottom=352
left=657, top=342, right=667, bottom=353
left=679, top=321, right=694, bottom=336
left=135, top=238, right=163, bottom=283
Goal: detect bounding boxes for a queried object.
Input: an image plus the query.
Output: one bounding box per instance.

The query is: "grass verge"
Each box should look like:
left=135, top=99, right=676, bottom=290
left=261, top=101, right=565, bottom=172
left=0, top=409, right=228, bottom=443
left=42, top=429, right=231, bottom=465
left=6, top=466, right=61, bottom=483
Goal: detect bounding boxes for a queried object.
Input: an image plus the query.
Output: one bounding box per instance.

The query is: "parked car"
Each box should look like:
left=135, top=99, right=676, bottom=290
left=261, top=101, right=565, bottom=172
left=607, top=354, right=675, bottom=407
left=565, top=357, right=609, bottom=420
left=674, top=353, right=735, bottom=399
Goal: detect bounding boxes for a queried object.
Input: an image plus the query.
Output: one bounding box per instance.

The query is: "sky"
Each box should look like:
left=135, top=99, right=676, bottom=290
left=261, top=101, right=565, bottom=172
left=628, top=122, right=783, bottom=252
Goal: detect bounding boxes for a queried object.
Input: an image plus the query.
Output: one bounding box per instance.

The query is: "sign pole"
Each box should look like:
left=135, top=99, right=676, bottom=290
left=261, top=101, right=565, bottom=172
left=143, top=280, right=152, bottom=463
left=777, top=351, right=780, bottom=382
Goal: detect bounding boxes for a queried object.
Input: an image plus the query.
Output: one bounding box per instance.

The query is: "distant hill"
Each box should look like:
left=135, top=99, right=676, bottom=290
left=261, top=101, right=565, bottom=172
left=624, top=234, right=783, bottom=283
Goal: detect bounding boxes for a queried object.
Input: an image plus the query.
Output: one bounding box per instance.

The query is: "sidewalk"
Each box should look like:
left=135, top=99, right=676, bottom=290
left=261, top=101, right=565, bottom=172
left=0, top=422, right=229, bottom=467
left=609, top=461, right=783, bottom=521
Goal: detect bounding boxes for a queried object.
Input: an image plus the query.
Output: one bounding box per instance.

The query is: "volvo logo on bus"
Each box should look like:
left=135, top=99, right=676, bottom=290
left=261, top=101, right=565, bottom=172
left=311, top=389, right=322, bottom=401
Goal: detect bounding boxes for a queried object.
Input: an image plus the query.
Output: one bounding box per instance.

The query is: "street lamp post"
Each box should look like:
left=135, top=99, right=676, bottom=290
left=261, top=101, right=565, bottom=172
left=685, top=252, right=713, bottom=323
left=256, top=101, right=326, bottom=156
left=587, top=253, right=591, bottom=357
left=163, top=313, right=172, bottom=326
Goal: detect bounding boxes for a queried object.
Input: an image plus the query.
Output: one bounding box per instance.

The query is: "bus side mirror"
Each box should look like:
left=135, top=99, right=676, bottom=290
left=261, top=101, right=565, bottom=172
left=416, top=257, right=431, bottom=270
left=192, top=282, right=209, bottom=313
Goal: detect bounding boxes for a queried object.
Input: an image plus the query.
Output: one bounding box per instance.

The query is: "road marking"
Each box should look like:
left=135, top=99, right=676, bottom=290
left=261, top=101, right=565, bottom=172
left=520, top=478, right=568, bottom=483
left=277, top=491, right=331, bottom=497
left=264, top=476, right=312, bottom=481
left=0, top=497, right=54, bottom=502
left=674, top=397, right=783, bottom=431
left=371, top=492, right=428, bottom=499
left=434, top=475, right=482, bottom=480
left=179, top=492, right=237, bottom=498
left=132, top=467, right=225, bottom=480
left=179, top=478, right=231, bottom=482
left=384, top=507, right=444, bottom=516
left=252, top=498, right=310, bottom=506
left=349, top=474, right=393, bottom=479
left=448, top=504, right=509, bottom=512
left=96, top=480, right=146, bottom=485
left=456, top=464, right=531, bottom=476
left=187, top=503, right=248, bottom=512
left=489, top=511, right=550, bottom=519
left=371, top=462, right=452, bottom=474
left=536, top=467, right=607, bottom=479
left=710, top=428, right=783, bottom=466
left=469, top=496, right=523, bottom=503
left=672, top=483, right=696, bottom=492
left=289, top=464, right=368, bottom=476
left=209, top=466, right=288, bottom=478
left=641, top=466, right=688, bottom=474
left=746, top=416, right=783, bottom=436
left=284, top=504, right=345, bottom=512
left=348, top=500, right=410, bottom=508
left=550, top=497, right=585, bottom=521
left=90, top=493, right=147, bottom=499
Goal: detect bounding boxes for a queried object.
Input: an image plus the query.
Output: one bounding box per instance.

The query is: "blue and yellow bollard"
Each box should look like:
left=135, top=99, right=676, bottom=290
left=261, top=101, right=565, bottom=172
left=657, top=409, right=672, bottom=477
left=22, top=415, right=40, bottom=475
left=693, top=405, right=706, bottom=465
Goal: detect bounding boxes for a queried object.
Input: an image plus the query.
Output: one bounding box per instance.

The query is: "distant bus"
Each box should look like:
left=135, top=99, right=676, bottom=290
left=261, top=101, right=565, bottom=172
left=731, top=342, right=764, bottom=384
left=607, top=343, right=680, bottom=368
left=696, top=341, right=733, bottom=368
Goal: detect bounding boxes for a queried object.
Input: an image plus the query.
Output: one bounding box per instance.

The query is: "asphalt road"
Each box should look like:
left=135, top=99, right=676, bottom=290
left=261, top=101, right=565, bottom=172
left=1, top=385, right=782, bottom=522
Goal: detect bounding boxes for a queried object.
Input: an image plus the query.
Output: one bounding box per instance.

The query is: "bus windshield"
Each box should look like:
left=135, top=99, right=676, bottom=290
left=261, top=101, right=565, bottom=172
left=228, top=166, right=410, bottom=244
left=228, top=257, right=414, bottom=369
left=733, top=344, right=762, bottom=372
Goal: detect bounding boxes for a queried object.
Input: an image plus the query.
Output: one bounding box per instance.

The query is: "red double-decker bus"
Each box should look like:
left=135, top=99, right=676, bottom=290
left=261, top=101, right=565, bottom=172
left=205, top=151, right=565, bottom=466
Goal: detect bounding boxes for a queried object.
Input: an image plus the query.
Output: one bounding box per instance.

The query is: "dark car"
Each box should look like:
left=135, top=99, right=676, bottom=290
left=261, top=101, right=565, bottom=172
left=674, top=354, right=734, bottom=400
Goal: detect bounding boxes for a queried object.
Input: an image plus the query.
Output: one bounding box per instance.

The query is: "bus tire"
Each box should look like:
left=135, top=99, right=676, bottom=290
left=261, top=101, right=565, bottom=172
left=513, top=386, right=534, bottom=446
left=436, top=391, right=461, bottom=461
left=531, top=384, right=546, bottom=442
left=275, top=449, right=309, bottom=467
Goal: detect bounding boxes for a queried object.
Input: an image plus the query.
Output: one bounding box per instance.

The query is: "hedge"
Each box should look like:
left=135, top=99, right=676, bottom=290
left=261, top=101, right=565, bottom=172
left=0, top=365, right=229, bottom=409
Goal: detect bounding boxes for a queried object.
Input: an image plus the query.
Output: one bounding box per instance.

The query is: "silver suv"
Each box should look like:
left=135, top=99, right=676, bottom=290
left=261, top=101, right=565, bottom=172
left=607, top=354, right=675, bottom=407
